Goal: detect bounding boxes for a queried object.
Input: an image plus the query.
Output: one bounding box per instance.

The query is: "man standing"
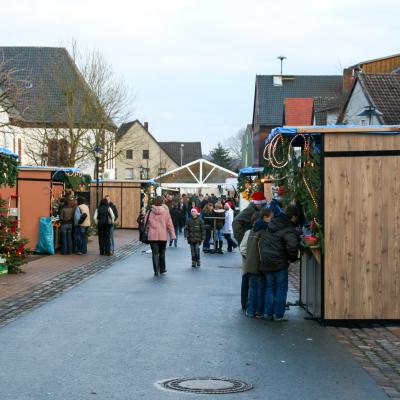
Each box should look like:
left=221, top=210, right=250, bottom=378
left=232, top=191, right=266, bottom=245
left=259, top=204, right=300, bottom=321
left=74, top=198, right=91, bottom=255
left=105, top=195, right=118, bottom=255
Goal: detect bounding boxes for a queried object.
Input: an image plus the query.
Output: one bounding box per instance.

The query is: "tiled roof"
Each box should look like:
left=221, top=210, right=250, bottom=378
left=0, top=46, right=115, bottom=129
left=284, top=98, right=314, bottom=126
left=159, top=142, right=202, bottom=165
left=255, top=75, right=343, bottom=126
left=313, top=96, right=343, bottom=125
left=359, top=73, right=400, bottom=125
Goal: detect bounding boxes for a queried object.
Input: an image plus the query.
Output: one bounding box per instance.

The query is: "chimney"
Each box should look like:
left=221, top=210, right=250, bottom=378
left=343, top=68, right=355, bottom=94
left=144, top=121, right=149, bottom=131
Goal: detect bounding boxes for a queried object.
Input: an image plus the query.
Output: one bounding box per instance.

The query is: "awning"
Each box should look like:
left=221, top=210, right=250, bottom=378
left=0, top=147, right=18, bottom=159
left=266, top=125, right=400, bottom=145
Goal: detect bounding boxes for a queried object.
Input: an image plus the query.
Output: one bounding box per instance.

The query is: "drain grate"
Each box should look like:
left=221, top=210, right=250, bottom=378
left=159, top=377, right=253, bottom=394
left=216, top=265, right=241, bottom=269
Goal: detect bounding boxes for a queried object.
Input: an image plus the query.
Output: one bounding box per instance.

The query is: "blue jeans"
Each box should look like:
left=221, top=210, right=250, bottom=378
left=203, top=228, right=211, bottom=250
left=246, top=274, right=266, bottom=316
left=109, top=224, right=115, bottom=253
left=76, top=226, right=88, bottom=254
left=60, top=224, right=73, bottom=254
left=215, top=229, right=223, bottom=241
left=264, top=267, right=289, bottom=319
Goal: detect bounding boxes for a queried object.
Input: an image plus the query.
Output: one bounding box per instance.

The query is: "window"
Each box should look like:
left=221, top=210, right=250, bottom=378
left=158, top=168, right=167, bottom=175
left=140, top=167, right=150, bottom=180
left=143, top=149, right=149, bottom=159
left=125, top=168, right=134, bottom=179
left=126, top=149, right=133, bottom=159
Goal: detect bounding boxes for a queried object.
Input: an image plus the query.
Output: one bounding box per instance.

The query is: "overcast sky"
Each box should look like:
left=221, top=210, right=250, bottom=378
left=1, top=0, right=399, bottom=153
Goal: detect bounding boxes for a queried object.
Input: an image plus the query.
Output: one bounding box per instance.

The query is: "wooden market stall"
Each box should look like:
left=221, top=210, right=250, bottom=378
left=90, top=180, right=143, bottom=229
left=0, top=166, right=82, bottom=249
left=265, top=125, right=400, bottom=323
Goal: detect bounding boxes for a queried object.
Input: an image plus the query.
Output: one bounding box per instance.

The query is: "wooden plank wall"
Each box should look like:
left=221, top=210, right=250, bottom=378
left=325, top=133, right=400, bottom=152
left=324, top=154, right=400, bottom=319
left=90, top=182, right=140, bottom=229
left=362, top=56, right=400, bottom=73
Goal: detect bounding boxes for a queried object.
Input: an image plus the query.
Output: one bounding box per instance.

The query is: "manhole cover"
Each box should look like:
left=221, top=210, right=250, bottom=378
left=159, top=377, right=253, bottom=394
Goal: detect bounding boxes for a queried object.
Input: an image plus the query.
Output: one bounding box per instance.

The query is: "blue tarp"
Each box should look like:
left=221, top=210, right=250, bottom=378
left=265, top=125, right=400, bottom=145
left=0, top=147, right=18, bottom=159
left=239, top=167, right=264, bottom=175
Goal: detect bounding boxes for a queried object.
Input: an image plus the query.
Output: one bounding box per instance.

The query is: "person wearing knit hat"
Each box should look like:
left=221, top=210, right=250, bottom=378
left=185, top=206, right=206, bottom=267
left=232, top=191, right=267, bottom=310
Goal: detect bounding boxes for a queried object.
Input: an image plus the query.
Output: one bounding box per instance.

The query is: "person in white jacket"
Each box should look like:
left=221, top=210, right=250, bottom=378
left=223, top=201, right=237, bottom=252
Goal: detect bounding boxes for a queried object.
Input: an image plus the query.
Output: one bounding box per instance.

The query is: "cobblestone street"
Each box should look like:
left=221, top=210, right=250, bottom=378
left=0, top=243, right=393, bottom=400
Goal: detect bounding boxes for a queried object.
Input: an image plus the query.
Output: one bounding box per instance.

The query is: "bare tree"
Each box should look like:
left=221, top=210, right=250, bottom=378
left=19, top=41, right=134, bottom=174
left=0, top=55, right=29, bottom=152
left=224, top=127, right=246, bottom=159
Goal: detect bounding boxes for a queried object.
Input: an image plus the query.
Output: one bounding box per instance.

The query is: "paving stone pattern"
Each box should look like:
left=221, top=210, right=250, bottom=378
left=289, top=260, right=400, bottom=399
left=0, top=239, right=142, bottom=328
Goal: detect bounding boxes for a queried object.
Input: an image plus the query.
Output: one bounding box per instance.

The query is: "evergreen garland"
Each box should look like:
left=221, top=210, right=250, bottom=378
left=264, top=134, right=323, bottom=249
left=0, top=154, right=18, bottom=187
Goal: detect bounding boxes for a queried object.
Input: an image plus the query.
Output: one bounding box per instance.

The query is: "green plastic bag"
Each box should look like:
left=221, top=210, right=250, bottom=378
left=35, top=217, right=55, bottom=254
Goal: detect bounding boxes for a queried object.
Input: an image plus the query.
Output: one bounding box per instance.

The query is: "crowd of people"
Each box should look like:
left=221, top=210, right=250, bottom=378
left=140, top=190, right=301, bottom=322
left=57, top=190, right=118, bottom=257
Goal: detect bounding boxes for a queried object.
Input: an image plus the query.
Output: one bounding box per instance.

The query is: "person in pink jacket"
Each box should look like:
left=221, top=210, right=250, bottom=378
left=145, top=196, right=176, bottom=276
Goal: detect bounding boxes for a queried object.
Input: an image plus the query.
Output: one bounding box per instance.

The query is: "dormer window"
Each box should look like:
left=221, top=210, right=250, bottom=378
left=273, top=76, right=283, bottom=86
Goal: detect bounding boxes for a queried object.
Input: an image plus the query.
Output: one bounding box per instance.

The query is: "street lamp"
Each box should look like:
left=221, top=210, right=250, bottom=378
left=357, top=105, right=383, bottom=125
left=277, top=55, right=287, bottom=75
left=180, top=143, right=185, bottom=166
left=94, top=145, right=104, bottom=207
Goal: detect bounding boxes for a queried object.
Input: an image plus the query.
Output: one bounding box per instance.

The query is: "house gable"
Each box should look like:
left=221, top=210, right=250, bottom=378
left=115, top=120, right=178, bottom=180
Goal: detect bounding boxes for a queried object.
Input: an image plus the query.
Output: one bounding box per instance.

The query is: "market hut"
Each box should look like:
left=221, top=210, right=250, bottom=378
left=0, top=166, right=85, bottom=249
left=264, top=125, right=400, bottom=323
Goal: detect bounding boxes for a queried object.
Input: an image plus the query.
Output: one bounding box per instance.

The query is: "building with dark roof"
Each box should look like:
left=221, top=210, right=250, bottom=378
left=0, top=46, right=116, bottom=174
left=159, top=142, right=202, bottom=166
left=313, top=95, right=343, bottom=125
left=115, top=120, right=202, bottom=180
left=0, top=46, right=114, bottom=129
left=251, top=74, right=342, bottom=165
left=338, top=73, right=400, bottom=126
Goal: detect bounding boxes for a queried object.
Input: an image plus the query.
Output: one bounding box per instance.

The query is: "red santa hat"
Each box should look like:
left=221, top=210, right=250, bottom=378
left=251, top=191, right=266, bottom=205
left=191, top=206, right=201, bottom=215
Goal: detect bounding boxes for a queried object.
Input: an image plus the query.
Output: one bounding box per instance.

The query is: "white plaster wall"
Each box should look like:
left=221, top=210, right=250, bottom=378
left=343, top=82, right=381, bottom=125
left=115, top=122, right=177, bottom=180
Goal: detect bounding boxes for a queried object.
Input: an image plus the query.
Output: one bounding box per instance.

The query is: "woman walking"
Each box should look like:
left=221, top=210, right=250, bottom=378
left=145, top=196, right=176, bottom=276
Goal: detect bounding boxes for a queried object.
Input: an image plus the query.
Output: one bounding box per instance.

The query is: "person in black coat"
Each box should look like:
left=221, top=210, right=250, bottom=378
left=169, top=201, right=184, bottom=247
left=94, top=198, right=115, bottom=256
left=105, top=195, right=118, bottom=254
left=259, top=204, right=300, bottom=321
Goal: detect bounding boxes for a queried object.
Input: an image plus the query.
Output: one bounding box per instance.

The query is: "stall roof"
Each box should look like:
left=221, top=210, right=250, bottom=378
left=266, top=125, right=400, bottom=145
left=155, top=158, right=238, bottom=187
left=239, top=166, right=264, bottom=175
left=0, top=147, right=18, bottom=159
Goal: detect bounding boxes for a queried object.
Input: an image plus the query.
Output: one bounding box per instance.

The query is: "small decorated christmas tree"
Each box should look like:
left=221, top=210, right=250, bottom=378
left=0, top=198, right=29, bottom=274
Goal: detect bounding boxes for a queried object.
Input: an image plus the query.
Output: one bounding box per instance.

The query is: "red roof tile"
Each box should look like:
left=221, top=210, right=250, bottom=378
left=284, top=98, right=314, bottom=126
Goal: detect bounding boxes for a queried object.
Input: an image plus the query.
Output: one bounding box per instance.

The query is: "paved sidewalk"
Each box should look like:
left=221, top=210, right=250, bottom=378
left=0, top=229, right=138, bottom=302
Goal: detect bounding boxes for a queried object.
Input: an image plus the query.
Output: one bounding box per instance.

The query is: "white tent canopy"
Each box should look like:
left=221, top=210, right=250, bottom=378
left=154, top=158, right=238, bottom=191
